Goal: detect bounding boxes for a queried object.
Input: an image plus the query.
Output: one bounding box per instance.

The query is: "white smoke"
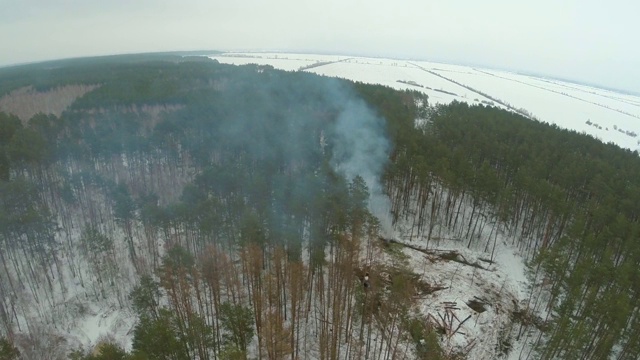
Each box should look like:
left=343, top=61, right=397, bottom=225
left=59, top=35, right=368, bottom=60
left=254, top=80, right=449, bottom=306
left=330, top=95, right=393, bottom=236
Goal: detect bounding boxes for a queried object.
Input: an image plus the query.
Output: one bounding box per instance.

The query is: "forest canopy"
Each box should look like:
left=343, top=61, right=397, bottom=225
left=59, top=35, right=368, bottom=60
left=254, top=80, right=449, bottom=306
left=0, top=54, right=639, bottom=359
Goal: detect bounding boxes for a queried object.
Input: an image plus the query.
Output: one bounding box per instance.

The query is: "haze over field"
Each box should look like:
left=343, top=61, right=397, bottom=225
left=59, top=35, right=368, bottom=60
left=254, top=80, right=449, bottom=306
left=1, top=0, right=639, bottom=93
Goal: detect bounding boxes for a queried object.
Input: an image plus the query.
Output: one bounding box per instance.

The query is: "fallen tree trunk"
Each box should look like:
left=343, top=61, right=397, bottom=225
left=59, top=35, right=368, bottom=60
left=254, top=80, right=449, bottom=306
left=379, top=237, right=489, bottom=270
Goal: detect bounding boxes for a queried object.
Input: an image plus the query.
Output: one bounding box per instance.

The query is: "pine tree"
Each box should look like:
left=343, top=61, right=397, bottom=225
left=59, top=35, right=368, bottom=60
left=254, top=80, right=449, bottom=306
left=219, top=302, right=254, bottom=358
left=0, top=337, right=20, bottom=360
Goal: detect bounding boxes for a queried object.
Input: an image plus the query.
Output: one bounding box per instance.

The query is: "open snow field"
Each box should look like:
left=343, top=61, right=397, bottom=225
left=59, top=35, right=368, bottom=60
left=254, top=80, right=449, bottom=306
left=210, top=52, right=640, bottom=152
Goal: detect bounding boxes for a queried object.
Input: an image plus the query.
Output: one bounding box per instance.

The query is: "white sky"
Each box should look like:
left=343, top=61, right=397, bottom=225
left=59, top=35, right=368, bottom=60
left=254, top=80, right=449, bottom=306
left=1, top=0, right=638, bottom=93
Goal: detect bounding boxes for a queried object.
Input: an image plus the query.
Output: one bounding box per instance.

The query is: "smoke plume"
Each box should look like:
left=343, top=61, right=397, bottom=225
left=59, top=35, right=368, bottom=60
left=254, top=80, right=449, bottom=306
left=328, top=85, right=393, bottom=235
left=210, top=66, right=394, bottom=236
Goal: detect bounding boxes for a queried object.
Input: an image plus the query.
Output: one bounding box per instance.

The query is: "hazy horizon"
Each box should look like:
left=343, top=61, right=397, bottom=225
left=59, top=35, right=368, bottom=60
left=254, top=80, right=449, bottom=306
left=2, top=1, right=638, bottom=93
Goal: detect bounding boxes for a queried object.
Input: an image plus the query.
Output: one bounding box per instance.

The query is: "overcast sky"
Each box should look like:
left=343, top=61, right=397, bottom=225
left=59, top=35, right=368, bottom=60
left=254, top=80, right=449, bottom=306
left=1, top=0, right=638, bottom=93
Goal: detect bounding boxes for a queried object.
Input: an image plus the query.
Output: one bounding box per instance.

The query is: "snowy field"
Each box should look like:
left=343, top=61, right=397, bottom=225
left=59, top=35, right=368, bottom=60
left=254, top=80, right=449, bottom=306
left=210, top=52, right=640, bottom=152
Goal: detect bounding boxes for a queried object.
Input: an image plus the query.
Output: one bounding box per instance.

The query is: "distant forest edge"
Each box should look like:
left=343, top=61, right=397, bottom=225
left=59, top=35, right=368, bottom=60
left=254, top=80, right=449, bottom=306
left=0, top=51, right=220, bottom=97
left=0, top=54, right=639, bottom=359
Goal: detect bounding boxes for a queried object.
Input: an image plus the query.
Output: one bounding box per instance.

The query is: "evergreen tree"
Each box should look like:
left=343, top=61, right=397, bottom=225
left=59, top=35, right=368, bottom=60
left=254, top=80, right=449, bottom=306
left=219, top=302, right=254, bottom=356
left=0, top=337, right=19, bottom=360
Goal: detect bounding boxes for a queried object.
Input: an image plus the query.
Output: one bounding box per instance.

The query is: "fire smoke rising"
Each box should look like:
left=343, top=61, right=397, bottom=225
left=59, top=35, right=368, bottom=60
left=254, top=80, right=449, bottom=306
left=212, top=68, right=394, bottom=236
left=329, top=92, right=393, bottom=235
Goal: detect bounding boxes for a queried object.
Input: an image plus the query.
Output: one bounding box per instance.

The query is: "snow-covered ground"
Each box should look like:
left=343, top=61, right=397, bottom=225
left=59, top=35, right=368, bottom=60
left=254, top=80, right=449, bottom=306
left=210, top=52, right=640, bottom=152
left=389, top=219, right=540, bottom=359
left=7, top=221, right=139, bottom=355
